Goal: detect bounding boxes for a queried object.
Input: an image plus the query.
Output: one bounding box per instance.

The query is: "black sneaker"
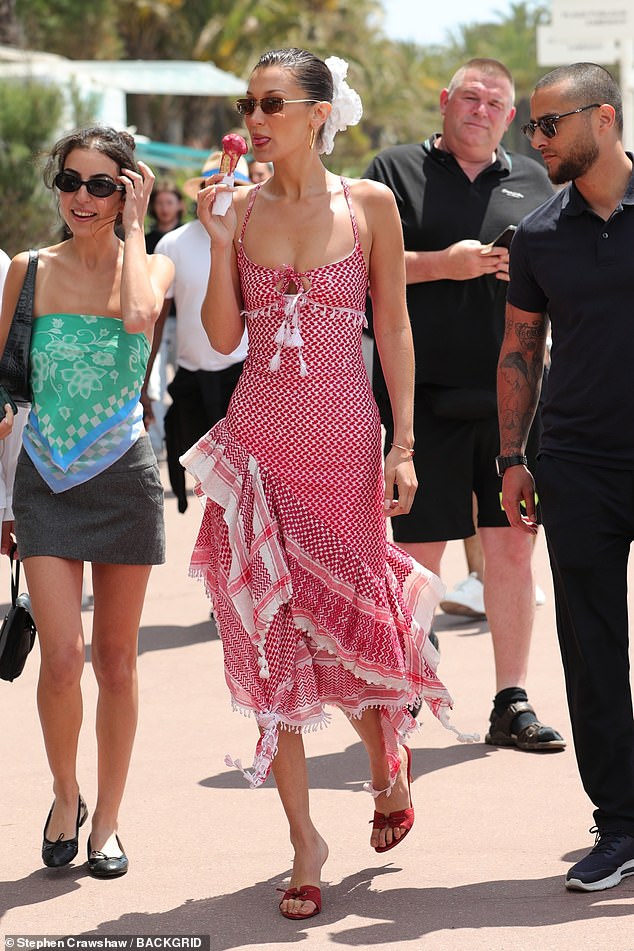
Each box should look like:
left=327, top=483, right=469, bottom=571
left=565, top=828, right=634, bottom=891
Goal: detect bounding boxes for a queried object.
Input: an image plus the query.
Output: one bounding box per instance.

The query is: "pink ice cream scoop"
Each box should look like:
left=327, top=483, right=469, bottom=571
left=219, top=133, right=248, bottom=174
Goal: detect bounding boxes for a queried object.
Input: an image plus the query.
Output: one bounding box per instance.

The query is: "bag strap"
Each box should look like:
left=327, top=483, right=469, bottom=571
left=13, top=249, right=39, bottom=324
left=8, top=544, right=20, bottom=607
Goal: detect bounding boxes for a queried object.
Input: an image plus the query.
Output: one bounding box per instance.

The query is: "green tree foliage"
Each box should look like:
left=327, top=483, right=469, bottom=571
left=14, top=0, right=122, bottom=59
left=0, top=80, right=63, bottom=255
left=0, top=0, right=20, bottom=45
left=4, top=1, right=551, bottom=205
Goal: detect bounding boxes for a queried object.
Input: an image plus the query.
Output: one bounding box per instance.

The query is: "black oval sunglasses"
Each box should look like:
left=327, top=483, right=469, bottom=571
left=54, top=171, right=125, bottom=198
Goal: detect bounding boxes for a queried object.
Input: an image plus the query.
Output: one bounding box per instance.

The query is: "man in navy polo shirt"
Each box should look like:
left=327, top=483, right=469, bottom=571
left=499, top=62, right=634, bottom=891
left=365, top=59, right=563, bottom=752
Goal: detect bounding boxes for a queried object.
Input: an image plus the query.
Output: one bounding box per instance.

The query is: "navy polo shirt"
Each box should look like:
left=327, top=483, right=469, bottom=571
left=364, top=136, right=553, bottom=389
left=508, top=157, right=634, bottom=467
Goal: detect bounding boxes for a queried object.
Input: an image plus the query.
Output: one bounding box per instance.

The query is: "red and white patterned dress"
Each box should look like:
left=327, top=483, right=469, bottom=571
left=182, top=180, right=463, bottom=787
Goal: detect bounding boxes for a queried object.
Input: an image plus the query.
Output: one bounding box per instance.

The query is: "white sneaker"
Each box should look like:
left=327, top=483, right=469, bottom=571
left=441, top=574, right=546, bottom=617
left=440, top=572, right=486, bottom=618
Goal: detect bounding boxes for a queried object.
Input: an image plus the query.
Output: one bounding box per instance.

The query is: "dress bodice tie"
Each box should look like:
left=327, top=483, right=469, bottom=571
left=270, top=267, right=309, bottom=375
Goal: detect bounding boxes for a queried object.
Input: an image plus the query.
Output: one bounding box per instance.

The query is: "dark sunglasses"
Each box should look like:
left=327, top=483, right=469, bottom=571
left=54, top=170, right=125, bottom=198
left=235, top=96, right=317, bottom=116
left=521, top=103, right=601, bottom=140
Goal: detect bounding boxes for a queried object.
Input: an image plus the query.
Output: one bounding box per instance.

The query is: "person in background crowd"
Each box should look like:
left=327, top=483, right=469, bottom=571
left=144, top=180, right=185, bottom=455
left=0, top=248, right=29, bottom=556
left=365, top=58, right=564, bottom=752
left=141, top=151, right=250, bottom=512
left=145, top=179, right=184, bottom=252
left=247, top=157, right=273, bottom=183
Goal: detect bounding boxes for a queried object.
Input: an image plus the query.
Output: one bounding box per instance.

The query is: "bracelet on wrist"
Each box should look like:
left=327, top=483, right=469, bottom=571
left=391, top=442, right=415, bottom=457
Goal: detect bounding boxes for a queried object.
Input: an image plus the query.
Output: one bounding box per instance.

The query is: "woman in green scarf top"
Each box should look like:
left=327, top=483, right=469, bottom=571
left=0, top=126, right=174, bottom=878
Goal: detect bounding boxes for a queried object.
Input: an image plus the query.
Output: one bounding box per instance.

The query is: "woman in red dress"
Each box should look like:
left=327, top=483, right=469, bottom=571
left=183, top=48, right=465, bottom=919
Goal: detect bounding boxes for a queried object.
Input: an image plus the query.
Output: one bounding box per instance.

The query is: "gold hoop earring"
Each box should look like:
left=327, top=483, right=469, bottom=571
left=309, top=127, right=316, bottom=150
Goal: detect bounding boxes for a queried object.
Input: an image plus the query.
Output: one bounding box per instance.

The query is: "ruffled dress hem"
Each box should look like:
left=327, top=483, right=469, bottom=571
left=181, top=424, right=478, bottom=789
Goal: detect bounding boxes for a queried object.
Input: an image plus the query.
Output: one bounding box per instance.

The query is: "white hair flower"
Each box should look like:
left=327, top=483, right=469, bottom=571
left=319, top=56, right=363, bottom=156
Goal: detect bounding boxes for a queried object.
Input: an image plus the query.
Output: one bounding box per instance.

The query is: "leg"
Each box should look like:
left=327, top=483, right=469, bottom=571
left=89, top=562, right=152, bottom=852
left=399, top=542, right=446, bottom=646
left=198, top=361, right=244, bottom=432
left=398, top=540, right=446, bottom=577
left=271, top=728, right=328, bottom=917
left=538, top=457, right=634, bottom=834
left=348, top=709, right=413, bottom=850
left=464, top=530, right=484, bottom=580
left=478, top=524, right=563, bottom=748
left=478, top=526, right=535, bottom=691
left=22, top=556, right=86, bottom=843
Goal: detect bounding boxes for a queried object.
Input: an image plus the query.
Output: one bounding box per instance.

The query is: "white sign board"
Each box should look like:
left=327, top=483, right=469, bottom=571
left=542, top=0, right=634, bottom=150
left=550, top=0, right=634, bottom=36
left=537, top=25, right=619, bottom=64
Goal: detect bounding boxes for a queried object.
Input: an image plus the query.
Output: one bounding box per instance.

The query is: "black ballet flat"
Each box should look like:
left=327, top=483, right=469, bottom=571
left=42, top=795, right=88, bottom=868
left=87, top=835, right=129, bottom=878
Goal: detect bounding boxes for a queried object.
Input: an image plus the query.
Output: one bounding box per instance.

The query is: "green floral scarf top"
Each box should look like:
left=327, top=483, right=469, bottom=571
left=23, top=314, right=150, bottom=492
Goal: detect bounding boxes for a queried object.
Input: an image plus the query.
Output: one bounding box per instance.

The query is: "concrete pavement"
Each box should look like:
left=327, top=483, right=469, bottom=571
left=1, top=461, right=633, bottom=950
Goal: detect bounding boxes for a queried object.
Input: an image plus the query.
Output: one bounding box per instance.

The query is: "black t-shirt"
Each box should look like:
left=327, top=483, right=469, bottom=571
left=364, top=136, right=553, bottom=390
left=508, top=161, right=634, bottom=467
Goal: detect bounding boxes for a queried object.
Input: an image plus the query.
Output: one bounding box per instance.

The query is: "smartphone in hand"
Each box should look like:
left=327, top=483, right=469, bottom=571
left=490, top=225, right=517, bottom=249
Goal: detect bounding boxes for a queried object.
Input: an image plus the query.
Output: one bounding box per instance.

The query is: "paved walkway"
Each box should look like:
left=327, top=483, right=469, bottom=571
left=1, top=463, right=633, bottom=950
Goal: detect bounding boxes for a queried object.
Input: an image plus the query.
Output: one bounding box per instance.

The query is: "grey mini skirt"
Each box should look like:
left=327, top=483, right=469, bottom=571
left=13, top=435, right=165, bottom=564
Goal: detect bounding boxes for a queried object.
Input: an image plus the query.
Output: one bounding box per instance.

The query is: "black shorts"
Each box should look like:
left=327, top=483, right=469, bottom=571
left=383, top=386, right=541, bottom=544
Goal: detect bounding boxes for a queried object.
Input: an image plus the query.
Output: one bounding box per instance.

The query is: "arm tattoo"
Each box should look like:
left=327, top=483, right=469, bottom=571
left=516, top=321, right=545, bottom=353
left=498, top=311, right=546, bottom=455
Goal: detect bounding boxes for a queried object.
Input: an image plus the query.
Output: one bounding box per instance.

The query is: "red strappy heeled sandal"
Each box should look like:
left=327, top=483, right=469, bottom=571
left=370, top=745, right=414, bottom=853
left=278, top=884, right=322, bottom=920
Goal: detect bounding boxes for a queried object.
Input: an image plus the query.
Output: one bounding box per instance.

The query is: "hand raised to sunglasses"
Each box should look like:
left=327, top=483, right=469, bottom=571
left=118, top=161, right=155, bottom=237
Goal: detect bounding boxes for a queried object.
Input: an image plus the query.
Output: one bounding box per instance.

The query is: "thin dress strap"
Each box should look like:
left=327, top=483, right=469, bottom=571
left=239, top=183, right=261, bottom=245
left=340, top=177, right=360, bottom=246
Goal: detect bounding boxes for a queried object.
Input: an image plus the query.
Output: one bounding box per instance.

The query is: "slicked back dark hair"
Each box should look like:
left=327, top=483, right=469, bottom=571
left=254, top=48, right=333, bottom=103
left=252, top=48, right=333, bottom=150
left=535, top=63, right=623, bottom=134
left=43, top=125, right=139, bottom=188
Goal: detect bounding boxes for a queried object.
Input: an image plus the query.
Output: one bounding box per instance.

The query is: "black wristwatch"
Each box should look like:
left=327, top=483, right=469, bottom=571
left=495, top=454, right=527, bottom=477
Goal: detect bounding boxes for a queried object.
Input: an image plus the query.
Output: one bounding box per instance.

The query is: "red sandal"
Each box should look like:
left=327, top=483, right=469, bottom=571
left=370, top=745, right=414, bottom=853
left=278, top=884, right=322, bottom=920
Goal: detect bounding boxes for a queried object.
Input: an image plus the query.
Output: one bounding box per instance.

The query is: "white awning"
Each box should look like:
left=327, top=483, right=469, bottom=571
left=0, top=48, right=245, bottom=97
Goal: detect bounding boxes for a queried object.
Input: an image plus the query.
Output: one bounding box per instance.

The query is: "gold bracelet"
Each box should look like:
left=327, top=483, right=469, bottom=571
left=391, top=442, right=415, bottom=457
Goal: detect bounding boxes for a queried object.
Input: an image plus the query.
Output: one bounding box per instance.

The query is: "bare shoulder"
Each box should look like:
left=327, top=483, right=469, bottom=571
left=9, top=249, right=31, bottom=276
left=233, top=183, right=256, bottom=208
left=2, top=249, right=37, bottom=295
left=344, top=176, right=396, bottom=208
left=0, top=251, right=33, bottom=318
left=232, top=183, right=256, bottom=231
left=344, top=177, right=397, bottom=228
left=344, top=177, right=399, bottom=243
left=233, top=183, right=256, bottom=218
